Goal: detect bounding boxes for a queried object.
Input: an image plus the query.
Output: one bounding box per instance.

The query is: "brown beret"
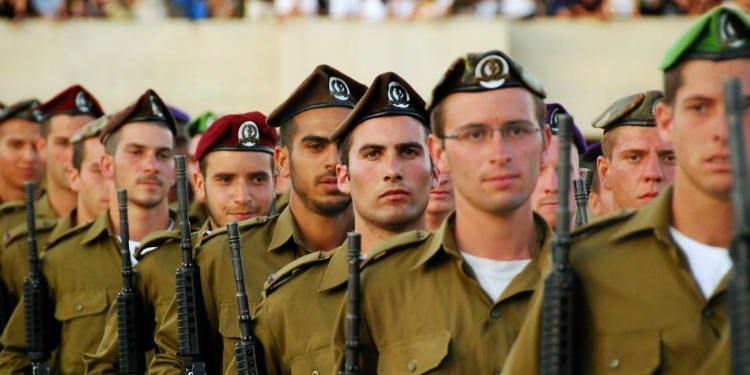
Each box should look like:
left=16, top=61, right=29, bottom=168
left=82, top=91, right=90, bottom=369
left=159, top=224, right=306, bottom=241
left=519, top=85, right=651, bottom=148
left=330, top=72, right=428, bottom=142
left=429, top=50, right=546, bottom=111
left=267, top=64, right=367, bottom=127
left=0, top=99, right=41, bottom=125
left=193, top=111, right=277, bottom=161
left=35, top=85, right=105, bottom=121
left=592, top=90, right=664, bottom=133
left=100, top=89, right=177, bottom=143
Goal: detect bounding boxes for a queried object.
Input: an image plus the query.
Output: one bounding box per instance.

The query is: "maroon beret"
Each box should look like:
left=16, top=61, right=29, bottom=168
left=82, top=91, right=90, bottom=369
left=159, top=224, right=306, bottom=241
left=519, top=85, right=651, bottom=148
left=193, top=111, right=277, bottom=162
left=35, top=85, right=105, bottom=121
left=267, top=64, right=367, bottom=128
left=100, top=89, right=177, bottom=143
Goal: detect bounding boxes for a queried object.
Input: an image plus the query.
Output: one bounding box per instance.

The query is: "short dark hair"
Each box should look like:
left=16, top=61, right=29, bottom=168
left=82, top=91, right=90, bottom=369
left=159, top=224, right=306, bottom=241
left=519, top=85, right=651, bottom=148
left=278, top=118, right=298, bottom=151
left=601, top=128, right=617, bottom=160
left=72, top=139, right=86, bottom=171
left=104, top=121, right=174, bottom=156
left=663, top=64, right=684, bottom=105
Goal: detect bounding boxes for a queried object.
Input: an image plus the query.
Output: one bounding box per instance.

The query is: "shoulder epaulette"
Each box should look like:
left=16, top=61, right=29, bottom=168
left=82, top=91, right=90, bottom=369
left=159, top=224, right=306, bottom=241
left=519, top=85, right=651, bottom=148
left=43, top=220, right=96, bottom=252
left=0, top=200, right=24, bottom=214
left=571, top=209, right=636, bottom=239
left=3, top=219, right=57, bottom=246
left=135, top=229, right=180, bottom=259
left=198, top=215, right=273, bottom=247
left=264, top=250, right=333, bottom=296
left=366, top=230, right=432, bottom=264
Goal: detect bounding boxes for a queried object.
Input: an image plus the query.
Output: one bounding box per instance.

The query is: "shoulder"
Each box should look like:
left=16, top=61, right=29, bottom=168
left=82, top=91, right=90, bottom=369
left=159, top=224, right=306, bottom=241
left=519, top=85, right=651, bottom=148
left=0, top=200, right=24, bottom=214
left=365, top=229, right=433, bottom=265
left=3, top=219, right=56, bottom=246
left=135, top=229, right=181, bottom=259
left=43, top=220, right=96, bottom=254
left=264, top=250, right=333, bottom=296
left=198, top=215, right=276, bottom=250
left=571, top=209, right=637, bottom=242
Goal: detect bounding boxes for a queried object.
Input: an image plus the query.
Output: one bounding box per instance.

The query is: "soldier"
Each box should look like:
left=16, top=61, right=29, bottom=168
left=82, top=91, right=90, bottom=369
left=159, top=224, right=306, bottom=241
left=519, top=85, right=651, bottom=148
left=149, top=64, right=366, bottom=374
left=425, top=162, right=454, bottom=230
left=82, top=111, right=278, bottom=374
left=593, top=90, right=676, bottom=210
left=581, top=141, right=616, bottom=217
left=0, top=99, right=44, bottom=205
left=184, top=111, right=218, bottom=227
left=226, top=72, right=437, bottom=375
left=0, top=89, right=178, bottom=374
left=0, top=115, right=111, bottom=307
left=530, top=103, right=587, bottom=229
left=502, top=5, right=750, bottom=374
left=331, top=50, right=553, bottom=373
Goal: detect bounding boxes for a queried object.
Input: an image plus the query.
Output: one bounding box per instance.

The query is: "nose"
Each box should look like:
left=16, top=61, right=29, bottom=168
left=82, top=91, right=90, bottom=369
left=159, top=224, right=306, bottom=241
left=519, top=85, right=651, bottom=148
left=711, top=109, right=730, bottom=144
left=383, top=153, right=403, bottom=182
left=541, top=167, right=558, bottom=194
left=642, top=152, right=665, bottom=183
left=486, top=132, right=512, bottom=166
left=234, top=181, right=254, bottom=206
left=324, top=144, right=339, bottom=171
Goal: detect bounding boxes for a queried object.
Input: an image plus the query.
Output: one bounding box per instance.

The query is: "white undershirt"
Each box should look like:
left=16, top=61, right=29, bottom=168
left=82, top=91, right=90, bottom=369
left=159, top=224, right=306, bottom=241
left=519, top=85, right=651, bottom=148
left=670, top=226, right=732, bottom=298
left=118, top=218, right=175, bottom=266
left=461, top=252, right=532, bottom=302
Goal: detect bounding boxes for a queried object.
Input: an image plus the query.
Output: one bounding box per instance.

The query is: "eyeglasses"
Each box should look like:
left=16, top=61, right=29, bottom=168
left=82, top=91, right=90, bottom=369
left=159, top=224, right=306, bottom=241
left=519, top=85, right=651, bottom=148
left=440, top=123, right=542, bottom=144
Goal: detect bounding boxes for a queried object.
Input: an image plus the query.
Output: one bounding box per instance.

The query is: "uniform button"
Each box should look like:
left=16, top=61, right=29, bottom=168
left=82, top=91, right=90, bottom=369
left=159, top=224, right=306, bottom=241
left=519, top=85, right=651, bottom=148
left=311, top=371, right=320, bottom=375
left=491, top=308, right=501, bottom=319
left=407, top=361, right=417, bottom=372
left=74, top=304, right=83, bottom=312
left=607, top=358, right=620, bottom=369
left=703, top=308, right=714, bottom=317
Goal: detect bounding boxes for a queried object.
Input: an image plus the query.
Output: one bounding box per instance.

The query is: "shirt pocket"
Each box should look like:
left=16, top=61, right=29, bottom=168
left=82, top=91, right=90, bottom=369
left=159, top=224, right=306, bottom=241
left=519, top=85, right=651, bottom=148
left=289, top=347, right=333, bottom=375
left=594, top=329, right=661, bottom=374
left=377, top=331, right=451, bottom=375
left=54, top=289, right=109, bottom=322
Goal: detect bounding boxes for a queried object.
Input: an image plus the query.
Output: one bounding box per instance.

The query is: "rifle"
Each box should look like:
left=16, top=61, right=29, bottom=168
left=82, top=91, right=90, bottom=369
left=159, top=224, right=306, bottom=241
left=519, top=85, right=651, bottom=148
left=227, top=221, right=266, bottom=375
left=23, top=182, right=57, bottom=375
left=573, top=178, right=589, bottom=228
left=174, top=155, right=209, bottom=375
left=581, top=168, right=594, bottom=196
left=725, top=77, right=750, bottom=375
left=540, top=115, right=579, bottom=375
left=339, top=232, right=361, bottom=375
left=116, top=189, right=147, bottom=374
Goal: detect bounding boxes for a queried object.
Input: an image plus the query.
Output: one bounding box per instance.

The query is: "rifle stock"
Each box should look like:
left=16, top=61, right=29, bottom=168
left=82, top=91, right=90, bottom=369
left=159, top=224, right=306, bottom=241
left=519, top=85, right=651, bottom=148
left=227, top=222, right=266, bottom=375
left=116, top=189, right=147, bottom=374
left=340, top=232, right=361, bottom=375
left=724, top=77, right=750, bottom=375
left=540, top=115, right=579, bottom=375
left=174, top=155, right=209, bottom=375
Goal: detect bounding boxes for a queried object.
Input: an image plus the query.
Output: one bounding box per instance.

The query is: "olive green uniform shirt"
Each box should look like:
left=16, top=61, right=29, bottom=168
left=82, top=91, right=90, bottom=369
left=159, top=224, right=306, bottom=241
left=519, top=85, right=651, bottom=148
left=150, top=207, right=312, bottom=375
left=697, top=326, right=729, bottom=375
left=502, top=188, right=727, bottom=375
left=0, top=193, right=59, bottom=243
left=82, top=220, right=213, bottom=374
left=331, top=212, right=552, bottom=375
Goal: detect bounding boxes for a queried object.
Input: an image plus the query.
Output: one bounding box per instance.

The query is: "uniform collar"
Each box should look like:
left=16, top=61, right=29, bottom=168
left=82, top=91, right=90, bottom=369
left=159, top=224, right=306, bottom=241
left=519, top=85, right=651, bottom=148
left=609, top=187, right=673, bottom=244
left=268, top=206, right=307, bottom=253
left=47, top=208, right=77, bottom=245
left=37, top=193, right=60, bottom=220
left=81, top=210, right=116, bottom=245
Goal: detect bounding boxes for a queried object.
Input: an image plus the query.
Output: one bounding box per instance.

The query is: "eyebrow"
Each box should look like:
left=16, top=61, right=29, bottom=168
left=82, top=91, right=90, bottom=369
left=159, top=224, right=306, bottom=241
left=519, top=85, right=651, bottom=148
left=396, top=142, right=425, bottom=151
left=300, top=135, right=331, bottom=144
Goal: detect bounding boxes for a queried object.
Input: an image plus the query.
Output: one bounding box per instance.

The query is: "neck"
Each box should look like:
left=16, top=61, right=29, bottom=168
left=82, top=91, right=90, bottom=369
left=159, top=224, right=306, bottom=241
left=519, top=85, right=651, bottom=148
left=672, top=176, right=733, bottom=248
left=355, top=215, right=426, bottom=256
left=0, top=180, right=26, bottom=202
left=75, top=202, right=96, bottom=225
left=45, top=178, right=77, bottom=217
left=454, top=198, right=537, bottom=261
left=425, top=212, right=447, bottom=231
left=288, top=193, right=353, bottom=252
left=109, top=195, right=171, bottom=242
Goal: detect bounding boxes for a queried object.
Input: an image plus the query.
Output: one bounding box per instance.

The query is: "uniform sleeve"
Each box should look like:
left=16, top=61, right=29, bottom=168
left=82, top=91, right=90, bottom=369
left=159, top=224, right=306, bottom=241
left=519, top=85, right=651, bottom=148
left=0, top=296, right=32, bottom=373
left=0, top=241, right=19, bottom=302
left=331, top=288, right=377, bottom=375
left=82, top=301, right=120, bottom=374
left=501, top=281, right=544, bottom=375
left=252, top=297, right=285, bottom=375
left=149, top=296, right=184, bottom=374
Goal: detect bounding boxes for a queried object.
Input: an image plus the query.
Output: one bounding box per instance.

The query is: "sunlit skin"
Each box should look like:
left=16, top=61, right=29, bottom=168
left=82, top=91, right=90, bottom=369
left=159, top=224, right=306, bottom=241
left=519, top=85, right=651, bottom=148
left=187, top=134, right=204, bottom=201
left=275, top=106, right=354, bottom=251
left=588, top=172, right=615, bottom=217
left=0, top=118, right=44, bottom=202
left=426, top=162, right=455, bottom=231
left=193, top=150, right=276, bottom=229
left=597, top=126, right=676, bottom=210
left=530, top=135, right=579, bottom=229
left=36, top=114, right=95, bottom=216
left=656, top=58, right=750, bottom=248
left=101, top=122, right=176, bottom=241
left=428, top=88, right=550, bottom=260
left=336, top=116, right=439, bottom=253
left=67, top=137, right=110, bottom=224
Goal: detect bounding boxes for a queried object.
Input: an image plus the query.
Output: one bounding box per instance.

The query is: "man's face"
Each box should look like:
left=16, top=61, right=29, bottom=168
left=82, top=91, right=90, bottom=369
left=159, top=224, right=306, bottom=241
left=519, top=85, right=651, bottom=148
left=102, top=122, right=176, bottom=209
left=530, top=135, right=579, bottom=229
left=0, top=119, right=44, bottom=191
left=337, top=116, right=438, bottom=231
left=657, top=59, right=750, bottom=201
left=38, top=114, right=94, bottom=191
left=598, top=126, right=676, bottom=210
left=194, top=150, right=276, bottom=228
left=427, top=162, right=455, bottom=219
left=187, top=134, right=203, bottom=197
left=429, top=89, right=550, bottom=216
left=277, top=107, right=352, bottom=216
left=69, top=138, right=110, bottom=221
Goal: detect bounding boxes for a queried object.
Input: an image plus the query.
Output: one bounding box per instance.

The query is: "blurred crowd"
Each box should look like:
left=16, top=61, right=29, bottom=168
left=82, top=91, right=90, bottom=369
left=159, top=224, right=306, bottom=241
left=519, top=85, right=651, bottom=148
left=1, top=0, right=747, bottom=21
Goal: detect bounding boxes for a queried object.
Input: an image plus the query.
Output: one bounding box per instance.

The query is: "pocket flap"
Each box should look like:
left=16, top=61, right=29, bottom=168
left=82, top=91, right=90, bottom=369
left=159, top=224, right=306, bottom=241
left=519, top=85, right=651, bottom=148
left=54, top=289, right=109, bottom=321
left=597, top=329, right=661, bottom=374
left=378, top=331, right=451, bottom=375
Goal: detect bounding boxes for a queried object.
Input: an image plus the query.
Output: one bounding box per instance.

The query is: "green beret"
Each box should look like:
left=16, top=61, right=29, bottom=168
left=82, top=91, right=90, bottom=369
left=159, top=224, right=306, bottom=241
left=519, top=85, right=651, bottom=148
left=660, top=5, right=750, bottom=71
left=186, top=111, right=218, bottom=138
left=592, top=90, right=664, bottom=132
left=70, top=114, right=113, bottom=143
left=429, top=50, right=546, bottom=111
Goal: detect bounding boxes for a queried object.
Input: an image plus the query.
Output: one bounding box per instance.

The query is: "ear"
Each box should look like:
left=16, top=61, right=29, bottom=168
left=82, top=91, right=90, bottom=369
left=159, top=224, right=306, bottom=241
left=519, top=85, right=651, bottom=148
left=655, top=101, right=674, bottom=144
left=100, top=153, right=115, bottom=181
left=427, top=134, right=450, bottom=174
left=66, top=165, right=80, bottom=193
left=430, top=160, right=441, bottom=190
left=336, top=163, right=350, bottom=194
left=597, top=155, right=612, bottom=190
left=275, top=145, right=291, bottom=179
left=193, top=171, right=206, bottom=204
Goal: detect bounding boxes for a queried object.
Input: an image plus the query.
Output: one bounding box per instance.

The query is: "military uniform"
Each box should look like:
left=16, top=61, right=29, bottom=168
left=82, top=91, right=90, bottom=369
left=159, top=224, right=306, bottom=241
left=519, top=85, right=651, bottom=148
left=150, top=208, right=311, bottom=374
left=82, top=220, right=214, bottom=374
left=0, top=193, right=59, bottom=244
left=502, top=189, right=727, bottom=374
